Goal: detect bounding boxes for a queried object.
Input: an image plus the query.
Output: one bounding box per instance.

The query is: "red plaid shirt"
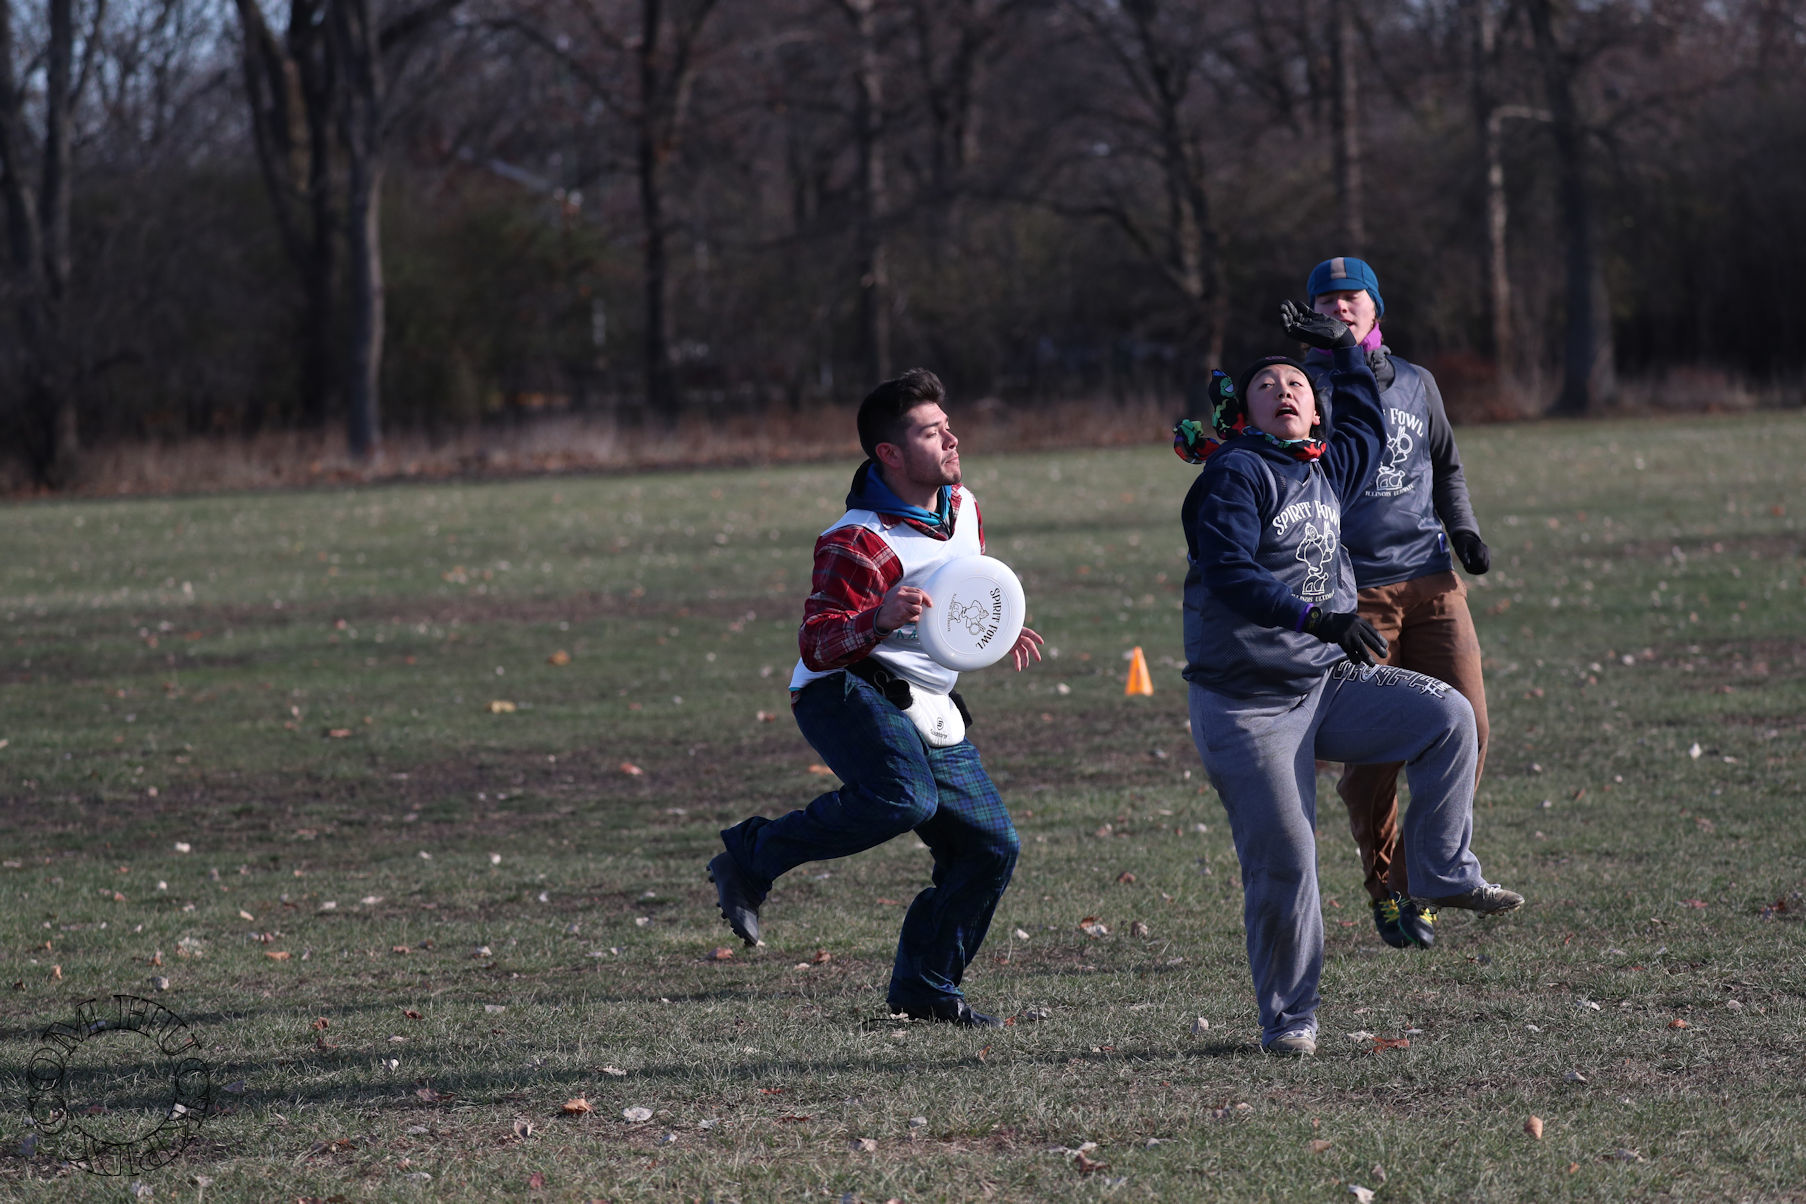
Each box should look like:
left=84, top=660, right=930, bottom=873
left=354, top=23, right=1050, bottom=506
left=797, top=489, right=982, bottom=671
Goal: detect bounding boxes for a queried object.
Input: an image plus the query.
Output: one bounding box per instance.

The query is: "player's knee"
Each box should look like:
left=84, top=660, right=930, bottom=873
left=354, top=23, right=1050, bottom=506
left=987, top=823, right=1021, bottom=873
left=868, top=778, right=938, bottom=832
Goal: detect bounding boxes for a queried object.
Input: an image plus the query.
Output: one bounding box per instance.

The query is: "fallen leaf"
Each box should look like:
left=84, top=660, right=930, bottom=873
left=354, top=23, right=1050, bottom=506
left=487, top=700, right=517, bottom=714
left=1116, top=871, right=1136, bottom=884
left=1350, top=1187, right=1376, bottom=1204
left=547, top=650, right=572, bottom=666
left=1309, top=1139, right=1333, bottom=1153
left=599, top=1066, right=627, bottom=1076
left=50, top=964, right=62, bottom=981
left=850, top=1137, right=878, bottom=1152
left=528, top=1171, right=545, bottom=1189
left=708, top=946, right=735, bottom=961
left=755, top=710, right=778, bottom=722
left=806, top=764, right=834, bottom=776
left=1668, top=1018, right=1688, bottom=1029
left=1190, top=1017, right=1211, bottom=1034
left=239, top=909, right=255, bottom=922
left=621, top=1106, right=653, bottom=1123
left=512, top=1118, right=535, bottom=1139
left=759, top=1087, right=786, bottom=1095
left=311, top=1017, right=330, bottom=1030
left=402, top=1009, right=423, bottom=1020
left=1525, top=1115, right=1544, bottom=1139
left=618, top=762, right=644, bottom=776
left=264, top=950, right=290, bottom=961
left=324, top=728, right=352, bottom=739
left=561, top=1098, right=593, bottom=1115
left=1371, top=1036, right=1410, bottom=1052
left=415, top=1087, right=451, bottom=1102
left=1129, top=920, right=1150, bottom=938
left=1074, top=1150, right=1110, bottom=1175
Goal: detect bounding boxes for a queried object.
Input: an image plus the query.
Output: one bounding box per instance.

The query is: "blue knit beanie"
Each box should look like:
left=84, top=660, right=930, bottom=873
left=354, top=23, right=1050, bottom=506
left=1306, top=256, right=1384, bottom=316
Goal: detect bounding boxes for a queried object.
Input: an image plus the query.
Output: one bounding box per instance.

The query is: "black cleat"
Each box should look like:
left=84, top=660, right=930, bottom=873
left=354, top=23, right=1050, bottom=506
left=707, top=853, right=763, bottom=946
left=890, top=998, right=1005, bottom=1028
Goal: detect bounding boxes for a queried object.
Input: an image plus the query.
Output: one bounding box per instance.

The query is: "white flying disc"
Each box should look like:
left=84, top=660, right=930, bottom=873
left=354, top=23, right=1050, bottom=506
left=917, top=555, right=1027, bottom=671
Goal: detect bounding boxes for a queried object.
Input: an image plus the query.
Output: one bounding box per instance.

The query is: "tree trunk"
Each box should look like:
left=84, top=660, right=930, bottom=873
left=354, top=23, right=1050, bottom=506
left=847, top=0, right=891, bottom=385
left=1328, top=0, right=1364, bottom=253
left=0, top=0, right=80, bottom=485
left=1528, top=0, right=1614, bottom=415
left=233, top=0, right=341, bottom=429
left=1470, top=0, right=1512, bottom=371
left=332, top=0, right=385, bottom=460
left=639, top=0, right=678, bottom=423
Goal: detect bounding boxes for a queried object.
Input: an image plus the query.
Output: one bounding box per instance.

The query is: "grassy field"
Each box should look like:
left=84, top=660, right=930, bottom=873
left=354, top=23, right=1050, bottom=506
left=2, top=410, right=1804, bottom=1202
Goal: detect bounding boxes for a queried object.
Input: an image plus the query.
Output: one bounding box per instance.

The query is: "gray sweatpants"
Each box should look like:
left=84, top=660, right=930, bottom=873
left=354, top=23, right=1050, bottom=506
left=1188, top=661, right=1485, bottom=1046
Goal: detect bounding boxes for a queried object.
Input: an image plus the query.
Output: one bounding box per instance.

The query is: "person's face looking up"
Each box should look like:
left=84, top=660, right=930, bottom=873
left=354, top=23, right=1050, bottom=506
left=1244, top=365, right=1318, bottom=442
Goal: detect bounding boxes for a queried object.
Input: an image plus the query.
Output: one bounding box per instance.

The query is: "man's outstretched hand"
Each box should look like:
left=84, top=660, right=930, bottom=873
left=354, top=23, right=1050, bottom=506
left=1280, top=299, right=1357, bottom=350
left=1009, top=627, right=1045, bottom=672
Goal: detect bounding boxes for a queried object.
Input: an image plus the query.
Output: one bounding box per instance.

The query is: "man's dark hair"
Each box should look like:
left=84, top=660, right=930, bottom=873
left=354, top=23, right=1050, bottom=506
left=856, top=368, right=946, bottom=460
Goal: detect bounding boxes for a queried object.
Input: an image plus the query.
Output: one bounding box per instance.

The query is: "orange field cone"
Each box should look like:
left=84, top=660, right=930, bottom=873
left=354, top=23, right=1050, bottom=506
left=1124, top=646, right=1154, bottom=696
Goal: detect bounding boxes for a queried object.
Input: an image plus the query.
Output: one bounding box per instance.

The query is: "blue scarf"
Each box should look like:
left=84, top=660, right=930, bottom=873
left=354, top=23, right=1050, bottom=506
left=847, top=461, right=952, bottom=531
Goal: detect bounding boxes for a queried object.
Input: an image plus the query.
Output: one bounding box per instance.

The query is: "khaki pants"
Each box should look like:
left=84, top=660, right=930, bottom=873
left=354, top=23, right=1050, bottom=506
left=1336, top=571, right=1489, bottom=901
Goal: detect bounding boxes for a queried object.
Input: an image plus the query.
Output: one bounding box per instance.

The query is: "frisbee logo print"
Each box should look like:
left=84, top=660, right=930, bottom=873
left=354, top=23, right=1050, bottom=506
left=946, top=589, right=1004, bottom=647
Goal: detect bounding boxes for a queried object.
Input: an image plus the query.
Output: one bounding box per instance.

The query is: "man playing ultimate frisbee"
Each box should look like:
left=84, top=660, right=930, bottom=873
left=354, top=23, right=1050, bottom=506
left=708, top=368, right=1043, bottom=1028
left=1179, top=303, right=1522, bottom=1056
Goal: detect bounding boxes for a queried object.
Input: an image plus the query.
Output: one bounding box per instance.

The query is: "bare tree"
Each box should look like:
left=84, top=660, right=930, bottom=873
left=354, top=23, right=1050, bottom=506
left=1056, top=0, right=1230, bottom=367
left=498, top=0, right=721, bottom=422
left=1526, top=0, right=1614, bottom=414
left=233, top=0, right=340, bottom=429
left=0, top=0, right=86, bottom=484
left=1327, top=0, right=1362, bottom=252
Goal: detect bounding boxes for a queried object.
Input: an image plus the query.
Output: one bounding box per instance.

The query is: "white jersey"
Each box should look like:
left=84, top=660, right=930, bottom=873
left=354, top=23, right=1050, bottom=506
left=789, top=486, right=983, bottom=696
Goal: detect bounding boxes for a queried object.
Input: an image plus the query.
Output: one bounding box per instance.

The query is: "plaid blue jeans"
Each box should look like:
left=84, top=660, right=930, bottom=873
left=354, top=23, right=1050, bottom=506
left=719, top=671, right=1019, bottom=1011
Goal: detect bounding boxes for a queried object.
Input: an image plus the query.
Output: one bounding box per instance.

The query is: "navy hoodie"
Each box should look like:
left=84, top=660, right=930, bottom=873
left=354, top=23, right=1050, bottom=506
left=1181, top=344, right=1386, bottom=699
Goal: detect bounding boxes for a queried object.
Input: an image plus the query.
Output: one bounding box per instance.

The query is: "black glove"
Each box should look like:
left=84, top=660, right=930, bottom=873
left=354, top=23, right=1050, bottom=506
left=1304, top=607, right=1388, bottom=666
left=1280, top=299, right=1356, bottom=351
left=1452, top=531, right=1490, bottom=575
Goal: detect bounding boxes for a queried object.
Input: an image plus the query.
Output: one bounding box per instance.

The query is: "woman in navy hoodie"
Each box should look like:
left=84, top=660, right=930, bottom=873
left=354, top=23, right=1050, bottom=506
left=1180, top=302, right=1522, bottom=1056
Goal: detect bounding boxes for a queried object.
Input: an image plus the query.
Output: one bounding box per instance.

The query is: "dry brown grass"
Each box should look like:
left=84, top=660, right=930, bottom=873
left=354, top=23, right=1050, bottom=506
left=20, top=397, right=1183, bottom=500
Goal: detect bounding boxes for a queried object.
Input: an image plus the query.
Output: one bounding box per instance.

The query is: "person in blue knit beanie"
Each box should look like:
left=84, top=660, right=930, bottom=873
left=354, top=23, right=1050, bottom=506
left=1301, top=256, right=1497, bottom=952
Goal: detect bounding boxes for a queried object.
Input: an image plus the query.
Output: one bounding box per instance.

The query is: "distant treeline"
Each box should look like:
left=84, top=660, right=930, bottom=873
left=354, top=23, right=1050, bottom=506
left=2, top=0, right=1802, bottom=486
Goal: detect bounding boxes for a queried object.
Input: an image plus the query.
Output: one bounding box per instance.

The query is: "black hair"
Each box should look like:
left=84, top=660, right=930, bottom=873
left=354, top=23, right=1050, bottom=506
left=856, top=368, right=946, bottom=460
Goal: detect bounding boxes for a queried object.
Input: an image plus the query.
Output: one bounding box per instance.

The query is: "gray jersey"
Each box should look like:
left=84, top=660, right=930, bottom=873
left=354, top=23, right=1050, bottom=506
left=1308, top=350, right=1480, bottom=588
